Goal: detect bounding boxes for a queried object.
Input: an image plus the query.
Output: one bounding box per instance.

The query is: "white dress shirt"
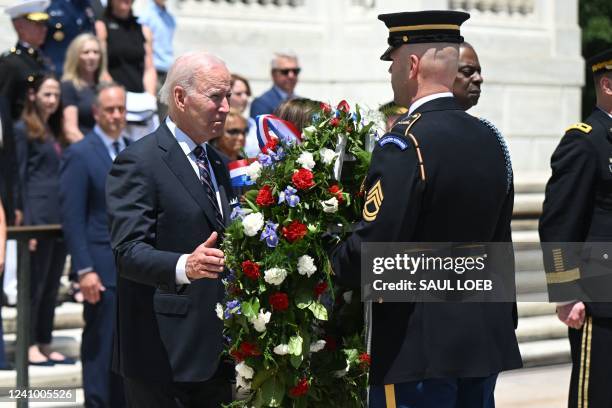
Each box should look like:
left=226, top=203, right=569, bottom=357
left=408, top=92, right=454, bottom=115
left=94, top=125, right=127, bottom=161
left=166, top=117, right=224, bottom=285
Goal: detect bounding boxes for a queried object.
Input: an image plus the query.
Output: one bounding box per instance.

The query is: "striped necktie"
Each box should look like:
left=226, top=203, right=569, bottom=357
left=193, top=145, right=224, bottom=230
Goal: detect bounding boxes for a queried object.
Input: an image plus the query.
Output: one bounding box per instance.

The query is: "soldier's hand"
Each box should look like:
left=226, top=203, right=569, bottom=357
left=556, top=301, right=585, bottom=330
left=185, top=232, right=225, bottom=281
left=79, top=272, right=105, bottom=305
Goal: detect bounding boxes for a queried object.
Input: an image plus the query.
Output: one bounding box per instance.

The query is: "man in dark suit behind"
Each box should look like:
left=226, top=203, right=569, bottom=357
left=60, top=82, right=129, bottom=407
left=106, top=52, right=236, bottom=407
left=249, top=52, right=300, bottom=119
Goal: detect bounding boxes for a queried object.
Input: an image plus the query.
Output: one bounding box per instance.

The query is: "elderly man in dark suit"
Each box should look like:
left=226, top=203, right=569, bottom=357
left=249, top=52, right=300, bottom=118
left=106, top=52, right=236, bottom=407
left=60, top=82, right=128, bottom=407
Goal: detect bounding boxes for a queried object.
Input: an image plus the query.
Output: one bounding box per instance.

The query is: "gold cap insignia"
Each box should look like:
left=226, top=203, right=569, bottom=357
left=363, top=179, right=384, bottom=222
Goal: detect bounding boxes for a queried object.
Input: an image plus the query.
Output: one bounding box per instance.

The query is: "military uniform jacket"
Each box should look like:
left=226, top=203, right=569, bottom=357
left=330, top=96, right=522, bottom=385
left=539, top=108, right=612, bottom=318
left=0, top=43, right=49, bottom=120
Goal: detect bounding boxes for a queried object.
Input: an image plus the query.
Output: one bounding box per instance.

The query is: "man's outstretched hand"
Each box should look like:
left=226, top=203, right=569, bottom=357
left=186, top=232, right=225, bottom=281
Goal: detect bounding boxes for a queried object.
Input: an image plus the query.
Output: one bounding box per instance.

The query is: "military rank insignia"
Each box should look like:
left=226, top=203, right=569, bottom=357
left=363, top=180, right=384, bottom=221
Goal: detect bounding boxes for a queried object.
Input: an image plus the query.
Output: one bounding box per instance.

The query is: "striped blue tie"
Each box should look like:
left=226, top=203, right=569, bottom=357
left=193, top=146, right=224, bottom=231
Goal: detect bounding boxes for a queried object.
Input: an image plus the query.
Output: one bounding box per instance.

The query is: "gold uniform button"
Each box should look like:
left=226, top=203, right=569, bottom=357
left=10, top=47, right=16, bottom=53
left=27, top=48, right=34, bottom=55
left=53, top=31, right=65, bottom=42
left=403, top=35, right=409, bottom=42
left=55, top=22, right=62, bottom=29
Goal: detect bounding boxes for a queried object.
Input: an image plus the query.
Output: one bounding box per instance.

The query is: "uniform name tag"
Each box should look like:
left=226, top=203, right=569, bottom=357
left=378, top=136, right=408, bottom=150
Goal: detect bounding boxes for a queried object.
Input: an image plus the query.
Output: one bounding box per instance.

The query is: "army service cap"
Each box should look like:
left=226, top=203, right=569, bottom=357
left=378, top=10, right=470, bottom=61
left=4, top=0, right=50, bottom=22
left=589, top=47, right=612, bottom=75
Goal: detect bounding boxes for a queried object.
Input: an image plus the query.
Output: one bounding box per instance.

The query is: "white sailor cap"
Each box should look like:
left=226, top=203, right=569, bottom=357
left=4, top=0, right=50, bottom=21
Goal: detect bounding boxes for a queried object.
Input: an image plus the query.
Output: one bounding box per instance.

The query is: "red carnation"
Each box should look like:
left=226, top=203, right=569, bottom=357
left=320, top=102, right=332, bottom=114
left=239, top=341, right=261, bottom=357
left=269, top=292, right=289, bottom=311
left=337, top=100, right=350, bottom=113
left=314, top=281, right=328, bottom=297
left=255, top=185, right=275, bottom=207
left=230, top=349, right=245, bottom=362
left=328, top=184, right=344, bottom=204
left=289, top=378, right=310, bottom=397
left=324, top=335, right=337, bottom=351
left=330, top=117, right=340, bottom=127
left=241, top=260, right=260, bottom=280
left=262, top=137, right=278, bottom=154
left=282, top=220, right=307, bottom=243
left=291, top=168, right=315, bottom=190
left=359, top=352, right=371, bottom=367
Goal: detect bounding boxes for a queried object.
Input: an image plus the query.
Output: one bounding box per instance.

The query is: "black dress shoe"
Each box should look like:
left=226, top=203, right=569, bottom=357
left=29, top=360, right=55, bottom=367
left=49, top=357, right=76, bottom=365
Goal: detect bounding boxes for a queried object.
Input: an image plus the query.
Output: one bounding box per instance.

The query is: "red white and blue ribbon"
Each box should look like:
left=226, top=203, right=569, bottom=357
left=228, top=159, right=255, bottom=187
left=255, top=114, right=302, bottom=150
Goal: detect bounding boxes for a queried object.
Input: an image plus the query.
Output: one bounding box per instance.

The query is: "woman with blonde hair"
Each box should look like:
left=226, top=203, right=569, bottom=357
left=61, top=33, right=107, bottom=143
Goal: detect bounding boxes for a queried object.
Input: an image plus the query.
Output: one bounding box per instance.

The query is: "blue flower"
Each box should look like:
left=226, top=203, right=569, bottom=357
left=311, top=113, right=320, bottom=123
left=260, top=221, right=279, bottom=248
left=258, top=153, right=273, bottom=167
left=225, top=300, right=241, bottom=319
left=271, top=147, right=286, bottom=162
left=278, top=185, right=300, bottom=208
left=230, top=206, right=246, bottom=221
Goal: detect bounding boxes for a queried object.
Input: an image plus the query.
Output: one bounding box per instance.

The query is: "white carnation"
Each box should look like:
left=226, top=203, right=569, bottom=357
left=319, top=148, right=338, bottom=166
left=297, top=255, right=317, bottom=277
left=236, top=374, right=251, bottom=390
left=309, top=340, right=326, bottom=353
left=264, top=267, right=287, bottom=286
left=273, top=344, right=290, bottom=355
left=297, top=151, right=316, bottom=170
left=243, top=212, right=264, bottom=237
left=321, top=197, right=339, bottom=213
left=302, top=126, right=317, bottom=139
left=246, top=161, right=262, bottom=182
left=215, top=303, right=224, bottom=320
left=236, top=361, right=254, bottom=379
left=249, top=309, right=271, bottom=332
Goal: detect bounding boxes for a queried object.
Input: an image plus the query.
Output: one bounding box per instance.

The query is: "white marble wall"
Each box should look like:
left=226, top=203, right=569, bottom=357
left=0, top=0, right=583, bottom=175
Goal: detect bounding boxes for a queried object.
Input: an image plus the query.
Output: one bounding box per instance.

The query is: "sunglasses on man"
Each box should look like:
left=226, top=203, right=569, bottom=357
left=274, top=68, right=301, bottom=76
left=226, top=128, right=248, bottom=136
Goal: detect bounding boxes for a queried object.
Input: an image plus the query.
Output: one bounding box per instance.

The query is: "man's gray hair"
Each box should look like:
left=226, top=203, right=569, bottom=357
left=270, top=51, right=299, bottom=69
left=159, top=52, right=228, bottom=106
left=93, top=81, right=126, bottom=106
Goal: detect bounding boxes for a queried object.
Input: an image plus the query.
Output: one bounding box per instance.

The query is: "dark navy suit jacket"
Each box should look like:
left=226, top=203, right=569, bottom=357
left=106, top=123, right=236, bottom=383
left=59, top=131, right=128, bottom=287
left=14, top=120, right=62, bottom=225
left=249, top=86, right=286, bottom=119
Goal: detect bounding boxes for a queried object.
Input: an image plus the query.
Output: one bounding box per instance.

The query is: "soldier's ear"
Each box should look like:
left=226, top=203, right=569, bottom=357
left=600, top=74, right=612, bottom=96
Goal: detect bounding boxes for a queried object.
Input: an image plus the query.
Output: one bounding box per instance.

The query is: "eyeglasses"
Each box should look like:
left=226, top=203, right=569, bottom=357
left=226, top=128, right=248, bottom=136
left=274, top=68, right=301, bottom=76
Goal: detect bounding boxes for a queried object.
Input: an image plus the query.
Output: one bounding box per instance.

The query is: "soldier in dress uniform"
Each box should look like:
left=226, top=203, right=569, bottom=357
left=539, top=47, right=612, bottom=408
left=329, top=10, right=522, bottom=408
left=42, top=0, right=96, bottom=77
left=0, top=0, right=52, bottom=120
